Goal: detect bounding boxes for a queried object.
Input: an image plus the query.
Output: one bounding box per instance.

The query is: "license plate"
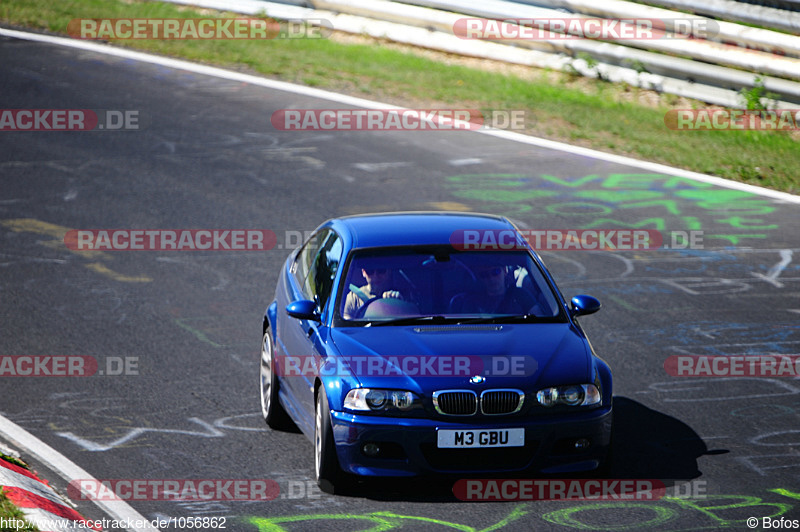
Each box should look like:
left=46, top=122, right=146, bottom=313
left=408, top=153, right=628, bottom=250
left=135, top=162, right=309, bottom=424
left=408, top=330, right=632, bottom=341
left=437, top=428, right=525, bottom=448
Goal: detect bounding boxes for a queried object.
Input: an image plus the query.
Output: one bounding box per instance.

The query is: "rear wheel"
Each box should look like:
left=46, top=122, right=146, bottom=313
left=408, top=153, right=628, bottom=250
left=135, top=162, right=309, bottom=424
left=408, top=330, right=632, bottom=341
left=315, top=386, right=346, bottom=493
left=260, top=329, right=291, bottom=429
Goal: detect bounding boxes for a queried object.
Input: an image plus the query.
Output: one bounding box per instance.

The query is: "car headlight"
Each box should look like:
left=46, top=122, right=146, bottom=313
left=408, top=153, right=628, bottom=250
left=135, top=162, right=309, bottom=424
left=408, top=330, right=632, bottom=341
left=344, top=388, right=421, bottom=413
left=536, top=384, right=601, bottom=407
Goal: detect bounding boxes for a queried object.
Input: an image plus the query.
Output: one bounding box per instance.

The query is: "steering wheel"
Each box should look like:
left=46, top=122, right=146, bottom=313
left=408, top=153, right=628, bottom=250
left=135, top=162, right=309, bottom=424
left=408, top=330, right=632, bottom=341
left=353, top=296, right=382, bottom=319
left=354, top=295, right=417, bottom=319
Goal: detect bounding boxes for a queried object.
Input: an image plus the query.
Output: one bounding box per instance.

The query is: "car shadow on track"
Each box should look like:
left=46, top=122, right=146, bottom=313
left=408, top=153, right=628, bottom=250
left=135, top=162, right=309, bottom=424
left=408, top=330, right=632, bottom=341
left=333, top=396, right=719, bottom=501
left=611, top=396, right=718, bottom=481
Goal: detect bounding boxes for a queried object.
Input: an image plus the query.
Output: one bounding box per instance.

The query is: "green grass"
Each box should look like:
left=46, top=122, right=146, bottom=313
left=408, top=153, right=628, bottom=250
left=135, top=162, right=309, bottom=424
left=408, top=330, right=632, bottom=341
left=2, top=0, right=798, bottom=194
left=0, top=455, right=38, bottom=532
left=1, top=488, right=38, bottom=532
left=0, top=455, right=37, bottom=532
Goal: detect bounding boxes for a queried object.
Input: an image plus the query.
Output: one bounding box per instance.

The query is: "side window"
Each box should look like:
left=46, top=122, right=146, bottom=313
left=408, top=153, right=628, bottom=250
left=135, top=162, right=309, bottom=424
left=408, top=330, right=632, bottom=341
left=292, top=230, right=325, bottom=290
left=304, top=231, right=343, bottom=311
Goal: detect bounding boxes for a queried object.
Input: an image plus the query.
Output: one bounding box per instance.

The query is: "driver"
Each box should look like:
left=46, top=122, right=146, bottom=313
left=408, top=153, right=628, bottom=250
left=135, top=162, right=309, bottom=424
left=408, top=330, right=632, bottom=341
left=343, top=266, right=405, bottom=319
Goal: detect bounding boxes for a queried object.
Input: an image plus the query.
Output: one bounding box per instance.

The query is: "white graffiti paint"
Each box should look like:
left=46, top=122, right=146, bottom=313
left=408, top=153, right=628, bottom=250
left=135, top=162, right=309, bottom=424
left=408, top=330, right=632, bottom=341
left=56, top=413, right=263, bottom=451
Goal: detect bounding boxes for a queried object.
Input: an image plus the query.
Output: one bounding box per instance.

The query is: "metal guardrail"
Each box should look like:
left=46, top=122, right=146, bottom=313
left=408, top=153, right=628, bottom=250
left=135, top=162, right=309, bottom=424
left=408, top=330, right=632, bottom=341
left=164, top=0, right=800, bottom=107
left=489, top=0, right=800, bottom=58
left=517, top=0, right=800, bottom=17
left=314, top=0, right=800, bottom=104
left=625, top=0, right=800, bottom=35
left=731, top=0, right=800, bottom=10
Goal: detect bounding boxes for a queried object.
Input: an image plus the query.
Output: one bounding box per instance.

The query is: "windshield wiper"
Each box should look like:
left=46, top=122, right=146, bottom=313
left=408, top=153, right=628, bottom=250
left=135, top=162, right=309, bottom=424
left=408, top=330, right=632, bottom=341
left=368, top=315, right=448, bottom=327
left=455, top=314, right=544, bottom=325
left=368, top=314, right=548, bottom=326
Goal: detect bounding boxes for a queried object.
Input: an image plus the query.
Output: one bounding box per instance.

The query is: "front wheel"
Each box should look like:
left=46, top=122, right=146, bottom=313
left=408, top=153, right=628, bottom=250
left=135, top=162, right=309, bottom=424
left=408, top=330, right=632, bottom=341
left=596, top=421, right=615, bottom=478
left=260, top=329, right=291, bottom=429
left=315, top=386, right=346, bottom=494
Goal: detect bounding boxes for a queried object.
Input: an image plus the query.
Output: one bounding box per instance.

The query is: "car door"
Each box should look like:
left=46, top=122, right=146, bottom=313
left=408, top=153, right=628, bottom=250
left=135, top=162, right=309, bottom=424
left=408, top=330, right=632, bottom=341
left=281, top=229, right=343, bottom=432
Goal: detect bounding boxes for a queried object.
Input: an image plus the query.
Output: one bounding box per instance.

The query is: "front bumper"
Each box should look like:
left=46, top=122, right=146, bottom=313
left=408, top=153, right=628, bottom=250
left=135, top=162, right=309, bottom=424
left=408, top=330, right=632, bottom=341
left=330, top=405, right=613, bottom=477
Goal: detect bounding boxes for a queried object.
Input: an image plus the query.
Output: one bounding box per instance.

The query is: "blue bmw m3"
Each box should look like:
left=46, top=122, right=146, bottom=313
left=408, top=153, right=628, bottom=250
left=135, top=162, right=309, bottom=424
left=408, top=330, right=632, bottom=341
left=260, top=212, right=612, bottom=493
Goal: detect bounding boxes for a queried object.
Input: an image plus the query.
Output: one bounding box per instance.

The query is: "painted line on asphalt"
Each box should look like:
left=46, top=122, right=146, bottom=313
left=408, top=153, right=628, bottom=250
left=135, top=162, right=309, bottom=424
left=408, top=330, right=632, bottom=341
left=1, top=26, right=799, bottom=205
left=0, top=414, right=158, bottom=532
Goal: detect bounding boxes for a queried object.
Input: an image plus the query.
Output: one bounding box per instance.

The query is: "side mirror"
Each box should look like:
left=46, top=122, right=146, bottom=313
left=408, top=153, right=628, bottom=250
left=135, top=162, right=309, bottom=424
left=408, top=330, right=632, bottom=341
left=286, top=299, right=321, bottom=322
left=570, top=295, right=601, bottom=317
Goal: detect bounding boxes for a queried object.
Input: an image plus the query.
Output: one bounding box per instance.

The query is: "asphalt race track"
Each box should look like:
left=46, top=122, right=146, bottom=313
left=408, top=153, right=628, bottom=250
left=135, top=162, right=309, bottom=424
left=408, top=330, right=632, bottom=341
left=2, top=33, right=800, bottom=531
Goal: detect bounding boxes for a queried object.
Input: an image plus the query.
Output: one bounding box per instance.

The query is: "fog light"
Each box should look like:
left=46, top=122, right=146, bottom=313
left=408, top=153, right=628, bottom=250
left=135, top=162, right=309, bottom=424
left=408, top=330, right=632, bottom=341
left=574, top=438, right=591, bottom=450
left=362, top=443, right=381, bottom=457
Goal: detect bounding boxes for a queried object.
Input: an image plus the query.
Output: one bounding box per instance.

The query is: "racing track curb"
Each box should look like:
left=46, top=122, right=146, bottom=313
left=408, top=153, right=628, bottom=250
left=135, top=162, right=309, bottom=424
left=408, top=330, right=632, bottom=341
left=0, top=449, right=97, bottom=532
left=0, top=415, right=157, bottom=532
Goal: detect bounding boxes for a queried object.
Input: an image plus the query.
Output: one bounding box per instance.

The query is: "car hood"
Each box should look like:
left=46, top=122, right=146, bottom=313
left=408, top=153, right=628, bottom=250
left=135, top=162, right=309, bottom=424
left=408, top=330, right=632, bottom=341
left=329, top=323, right=592, bottom=394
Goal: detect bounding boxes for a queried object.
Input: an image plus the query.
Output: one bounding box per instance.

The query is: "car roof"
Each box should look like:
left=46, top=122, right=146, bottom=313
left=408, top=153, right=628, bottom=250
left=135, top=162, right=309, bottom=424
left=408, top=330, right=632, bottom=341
left=325, top=211, right=517, bottom=249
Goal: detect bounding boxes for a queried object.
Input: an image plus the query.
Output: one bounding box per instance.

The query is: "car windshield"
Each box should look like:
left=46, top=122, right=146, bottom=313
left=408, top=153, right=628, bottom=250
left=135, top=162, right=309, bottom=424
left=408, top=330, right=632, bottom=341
left=335, top=245, right=565, bottom=326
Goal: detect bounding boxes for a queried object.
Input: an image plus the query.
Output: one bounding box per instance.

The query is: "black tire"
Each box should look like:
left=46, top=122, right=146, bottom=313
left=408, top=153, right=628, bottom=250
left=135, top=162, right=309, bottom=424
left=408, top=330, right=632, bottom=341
left=315, top=386, right=346, bottom=494
left=596, top=424, right=615, bottom=478
left=260, top=329, right=291, bottom=429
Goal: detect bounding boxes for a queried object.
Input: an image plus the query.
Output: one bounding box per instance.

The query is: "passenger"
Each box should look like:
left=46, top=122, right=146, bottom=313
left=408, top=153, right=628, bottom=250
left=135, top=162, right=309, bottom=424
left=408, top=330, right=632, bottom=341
left=449, top=264, right=540, bottom=315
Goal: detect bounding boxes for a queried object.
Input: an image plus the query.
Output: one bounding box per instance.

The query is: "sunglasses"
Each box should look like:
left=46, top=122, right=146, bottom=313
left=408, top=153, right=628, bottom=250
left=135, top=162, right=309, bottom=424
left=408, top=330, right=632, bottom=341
left=478, top=267, right=504, bottom=279
left=365, top=268, right=389, bottom=275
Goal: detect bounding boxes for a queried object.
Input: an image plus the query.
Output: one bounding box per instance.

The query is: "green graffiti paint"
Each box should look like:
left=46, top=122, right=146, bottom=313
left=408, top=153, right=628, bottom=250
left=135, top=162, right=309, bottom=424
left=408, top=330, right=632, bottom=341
left=443, top=172, right=780, bottom=245
left=574, top=190, right=663, bottom=203
left=597, top=174, right=700, bottom=189
left=445, top=174, right=530, bottom=187
left=540, top=493, right=795, bottom=530
left=608, top=295, right=642, bottom=312
left=247, top=504, right=528, bottom=532
left=665, top=495, right=791, bottom=527
left=539, top=174, right=606, bottom=188
left=714, top=217, right=778, bottom=230
left=173, top=318, right=223, bottom=348
left=546, top=203, right=614, bottom=216
left=452, top=189, right=557, bottom=203
left=542, top=503, right=676, bottom=530
left=247, top=491, right=796, bottom=531
left=772, top=488, right=800, bottom=501
left=581, top=217, right=667, bottom=230
left=248, top=513, right=397, bottom=532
